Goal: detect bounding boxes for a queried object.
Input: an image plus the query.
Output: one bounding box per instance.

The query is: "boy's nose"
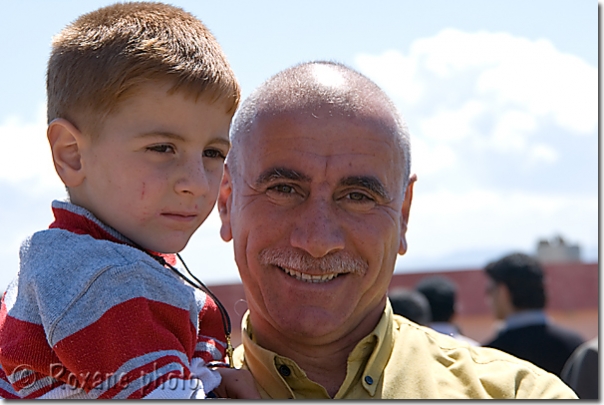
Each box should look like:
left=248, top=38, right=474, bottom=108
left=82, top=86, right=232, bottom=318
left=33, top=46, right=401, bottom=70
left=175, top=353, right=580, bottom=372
left=174, top=157, right=210, bottom=196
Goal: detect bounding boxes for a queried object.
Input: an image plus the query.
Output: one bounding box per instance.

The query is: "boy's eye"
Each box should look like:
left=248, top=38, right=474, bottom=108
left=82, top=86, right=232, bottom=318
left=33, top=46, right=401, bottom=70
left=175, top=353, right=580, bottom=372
left=203, top=149, right=226, bottom=159
left=147, top=144, right=175, bottom=154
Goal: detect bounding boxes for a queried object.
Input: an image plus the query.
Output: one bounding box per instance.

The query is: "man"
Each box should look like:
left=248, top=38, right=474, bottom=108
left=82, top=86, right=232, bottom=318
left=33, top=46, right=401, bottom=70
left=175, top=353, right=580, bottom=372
left=483, top=252, right=585, bottom=377
left=415, top=276, right=479, bottom=345
left=217, top=61, right=577, bottom=398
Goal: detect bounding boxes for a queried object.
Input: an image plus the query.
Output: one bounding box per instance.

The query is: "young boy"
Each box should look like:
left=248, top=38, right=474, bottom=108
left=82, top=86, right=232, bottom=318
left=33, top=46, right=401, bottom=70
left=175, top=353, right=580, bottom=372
left=0, top=2, right=259, bottom=399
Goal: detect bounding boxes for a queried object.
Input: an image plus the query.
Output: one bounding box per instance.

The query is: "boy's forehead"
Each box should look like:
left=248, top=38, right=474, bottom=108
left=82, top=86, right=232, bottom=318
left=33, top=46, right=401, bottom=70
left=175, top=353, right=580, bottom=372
left=77, top=81, right=232, bottom=141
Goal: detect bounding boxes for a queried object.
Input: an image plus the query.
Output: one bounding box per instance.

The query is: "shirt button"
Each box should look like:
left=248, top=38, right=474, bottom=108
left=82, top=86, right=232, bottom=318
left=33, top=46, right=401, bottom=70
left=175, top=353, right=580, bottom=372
left=278, top=364, right=291, bottom=377
left=364, top=376, right=373, bottom=385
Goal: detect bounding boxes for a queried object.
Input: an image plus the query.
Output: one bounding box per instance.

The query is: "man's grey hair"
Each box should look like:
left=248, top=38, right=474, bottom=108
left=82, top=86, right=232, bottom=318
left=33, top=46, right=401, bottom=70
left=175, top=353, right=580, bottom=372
left=228, top=61, right=412, bottom=193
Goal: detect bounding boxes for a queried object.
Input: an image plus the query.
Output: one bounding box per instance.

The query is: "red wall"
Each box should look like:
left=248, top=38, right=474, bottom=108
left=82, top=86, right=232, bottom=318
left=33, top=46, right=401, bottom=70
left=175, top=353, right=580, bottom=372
left=388, top=262, right=598, bottom=315
left=208, top=262, right=598, bottom=347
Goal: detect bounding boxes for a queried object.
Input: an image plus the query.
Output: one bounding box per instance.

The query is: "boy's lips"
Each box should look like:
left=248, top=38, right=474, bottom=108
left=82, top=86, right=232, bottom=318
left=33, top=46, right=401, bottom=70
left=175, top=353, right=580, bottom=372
left=161, top=212, right=198, bottom=221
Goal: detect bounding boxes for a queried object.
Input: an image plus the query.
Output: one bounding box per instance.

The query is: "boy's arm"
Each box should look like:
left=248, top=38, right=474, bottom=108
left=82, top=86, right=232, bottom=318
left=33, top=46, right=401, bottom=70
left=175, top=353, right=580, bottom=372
left=192, top=295, right=228, bottom=365
left=44, top=265, right=222, bottom=399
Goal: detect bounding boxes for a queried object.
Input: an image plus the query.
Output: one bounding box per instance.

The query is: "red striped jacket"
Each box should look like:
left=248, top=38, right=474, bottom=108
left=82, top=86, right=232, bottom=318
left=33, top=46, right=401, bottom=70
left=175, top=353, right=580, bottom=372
left=0, top=201, right=226, bottom=399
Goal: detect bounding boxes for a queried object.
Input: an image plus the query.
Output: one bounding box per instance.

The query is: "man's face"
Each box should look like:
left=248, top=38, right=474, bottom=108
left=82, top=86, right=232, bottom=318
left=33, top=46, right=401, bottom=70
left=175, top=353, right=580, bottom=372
left=485, top=279, right=511, bottom=320
left=219, top=106, right=414, bottom=344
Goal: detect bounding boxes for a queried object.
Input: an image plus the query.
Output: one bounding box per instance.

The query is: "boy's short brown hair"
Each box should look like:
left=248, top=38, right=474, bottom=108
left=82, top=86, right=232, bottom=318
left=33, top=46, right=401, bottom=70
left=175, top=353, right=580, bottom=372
left=47, top=1, right=240, bottom=136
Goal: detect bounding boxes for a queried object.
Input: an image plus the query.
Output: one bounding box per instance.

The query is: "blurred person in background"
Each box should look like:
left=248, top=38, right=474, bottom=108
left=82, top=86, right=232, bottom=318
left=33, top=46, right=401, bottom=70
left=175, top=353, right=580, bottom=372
left=483, top=252, right=585, bottom=377
left=389, top=288, right=431, bottom=326
left=561, top=337, right=598, bottom=399
left=415, top=276, right=478, bottom=346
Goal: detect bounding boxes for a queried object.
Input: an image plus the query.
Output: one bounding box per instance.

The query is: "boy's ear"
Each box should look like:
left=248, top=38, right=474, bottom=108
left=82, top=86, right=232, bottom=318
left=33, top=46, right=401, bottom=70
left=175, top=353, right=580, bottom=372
left=398, top=173, right=417, bottom=255
left=218, top=164, right=233, bottom=242
left=47, top=118, right=86, bottom=187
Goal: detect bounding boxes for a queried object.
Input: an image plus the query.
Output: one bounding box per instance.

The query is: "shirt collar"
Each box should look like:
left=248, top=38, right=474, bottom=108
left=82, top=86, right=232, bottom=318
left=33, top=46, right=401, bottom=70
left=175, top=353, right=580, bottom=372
left=235, top=301, right=395, bottom=399
left=503, top=309, right=548, bottom=331
left=50, top=200, right=176, bottom=266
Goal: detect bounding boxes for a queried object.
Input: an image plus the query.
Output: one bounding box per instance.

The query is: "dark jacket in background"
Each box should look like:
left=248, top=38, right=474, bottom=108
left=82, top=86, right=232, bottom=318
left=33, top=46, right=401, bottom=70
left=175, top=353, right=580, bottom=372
left=561, top=338, right=598, bottom=399
left=485, top=323, right=584, bottom=377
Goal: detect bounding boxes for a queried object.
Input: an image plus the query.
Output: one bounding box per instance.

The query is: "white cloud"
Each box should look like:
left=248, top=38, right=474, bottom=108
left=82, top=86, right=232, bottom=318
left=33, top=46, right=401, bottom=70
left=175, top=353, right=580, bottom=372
left=419, top=100, right=487, bottom=142
left=0, top=104, right=64, bottom=194
left=405, top=188, right=598, bottom=259
left=355, top=29, right=597, bottom=276
left=489, top=109, right=537, bottom=154
left=355, top=28, right=597, bottom=179
left=528, top=143, right=558, bottom=165
left=475, top=37, right=597, bottom=134
left=355, top=50, right=423, bottom=104
left=410, top=136, right=458, bottom=176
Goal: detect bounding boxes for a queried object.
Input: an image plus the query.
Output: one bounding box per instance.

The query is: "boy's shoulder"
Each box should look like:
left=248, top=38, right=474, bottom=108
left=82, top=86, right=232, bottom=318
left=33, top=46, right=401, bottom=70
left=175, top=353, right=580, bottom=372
left=19, top=227, right=153, bottom=281
left=12, top=228, right=204, bottom=344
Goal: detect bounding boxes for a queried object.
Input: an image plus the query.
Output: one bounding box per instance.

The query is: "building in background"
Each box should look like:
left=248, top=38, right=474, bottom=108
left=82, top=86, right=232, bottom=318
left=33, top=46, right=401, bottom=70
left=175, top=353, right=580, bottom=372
left=537, top=235, right=581, bottom=264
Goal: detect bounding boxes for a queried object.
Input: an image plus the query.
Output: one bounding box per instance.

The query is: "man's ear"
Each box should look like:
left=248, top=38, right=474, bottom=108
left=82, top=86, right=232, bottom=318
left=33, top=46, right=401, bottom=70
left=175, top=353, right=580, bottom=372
left=398, top=173, right=417, bottom=255
left=47, top=118, right=86, bottom=187
left=218, top=164, right=233, bottom=242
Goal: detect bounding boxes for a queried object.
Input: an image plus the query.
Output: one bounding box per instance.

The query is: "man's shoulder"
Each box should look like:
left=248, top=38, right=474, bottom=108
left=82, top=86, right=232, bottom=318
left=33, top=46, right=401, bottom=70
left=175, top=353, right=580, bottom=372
left=545, top=322, right=586, bottom=344
left=483, top=325, right=525, bottom=348
left=488, top=323, right=584, bottom=349
left=387, top=317, right=577, bottom=399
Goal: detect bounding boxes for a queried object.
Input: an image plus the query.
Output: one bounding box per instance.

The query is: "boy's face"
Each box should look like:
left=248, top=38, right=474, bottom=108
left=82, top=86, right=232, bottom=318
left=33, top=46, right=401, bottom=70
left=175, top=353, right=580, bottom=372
left=73, top=81, right=232, bottom=253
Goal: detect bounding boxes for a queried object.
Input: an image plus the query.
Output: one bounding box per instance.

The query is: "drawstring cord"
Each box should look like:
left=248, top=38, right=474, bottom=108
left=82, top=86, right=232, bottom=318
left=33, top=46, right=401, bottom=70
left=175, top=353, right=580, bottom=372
left=151, top=253, right=234, bottom=368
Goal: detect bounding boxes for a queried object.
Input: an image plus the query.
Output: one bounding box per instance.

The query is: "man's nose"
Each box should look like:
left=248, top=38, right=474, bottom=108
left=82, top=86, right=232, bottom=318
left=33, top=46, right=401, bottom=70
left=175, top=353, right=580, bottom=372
left=290, top=197, right=345, bottom=258
left=174, top=156, right=210, bottom=196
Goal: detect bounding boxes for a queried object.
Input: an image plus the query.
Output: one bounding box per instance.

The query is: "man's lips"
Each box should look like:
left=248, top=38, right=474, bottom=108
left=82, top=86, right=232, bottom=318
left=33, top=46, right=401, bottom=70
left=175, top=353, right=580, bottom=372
left=278, top=265, right=341, bottom=283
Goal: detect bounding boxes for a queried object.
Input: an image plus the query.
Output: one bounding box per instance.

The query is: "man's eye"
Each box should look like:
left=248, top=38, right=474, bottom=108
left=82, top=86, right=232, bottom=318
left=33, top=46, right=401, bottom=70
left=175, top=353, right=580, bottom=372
left=271, top=184, right=295, bottom=194
left=147, top=144, right=175, bottom=154
left=347, top=192, right=372, bottom=202
left=203, top=149, right=226, bottom=159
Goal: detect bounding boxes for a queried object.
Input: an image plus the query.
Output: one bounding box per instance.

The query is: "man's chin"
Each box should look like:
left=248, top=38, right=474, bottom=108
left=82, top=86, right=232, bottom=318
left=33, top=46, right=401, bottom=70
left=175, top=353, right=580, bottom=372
left=268, top=310, right=349, bottom=342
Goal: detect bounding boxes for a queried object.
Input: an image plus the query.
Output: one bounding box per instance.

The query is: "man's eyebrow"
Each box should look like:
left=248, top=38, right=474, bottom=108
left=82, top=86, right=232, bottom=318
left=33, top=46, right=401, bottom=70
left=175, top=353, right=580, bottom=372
left=255, top=167, right=311, bottom=186
left=340, top=176, right=391, bottom=200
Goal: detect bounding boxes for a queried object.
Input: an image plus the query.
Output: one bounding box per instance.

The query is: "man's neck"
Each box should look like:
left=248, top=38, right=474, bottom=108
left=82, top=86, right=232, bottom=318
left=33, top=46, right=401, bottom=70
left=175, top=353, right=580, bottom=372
left=249, top=303, right=385, bottom=397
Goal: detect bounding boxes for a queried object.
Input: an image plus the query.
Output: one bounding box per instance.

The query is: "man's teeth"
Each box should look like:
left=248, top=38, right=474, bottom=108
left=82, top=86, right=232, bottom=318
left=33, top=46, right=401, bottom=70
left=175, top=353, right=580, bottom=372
left=281, top=267, right=338, bottom=283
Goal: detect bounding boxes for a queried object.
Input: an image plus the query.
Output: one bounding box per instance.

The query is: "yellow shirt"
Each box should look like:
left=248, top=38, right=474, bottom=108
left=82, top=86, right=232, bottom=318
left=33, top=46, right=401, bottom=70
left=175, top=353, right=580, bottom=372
left=233, top=302, right=578, bottom=399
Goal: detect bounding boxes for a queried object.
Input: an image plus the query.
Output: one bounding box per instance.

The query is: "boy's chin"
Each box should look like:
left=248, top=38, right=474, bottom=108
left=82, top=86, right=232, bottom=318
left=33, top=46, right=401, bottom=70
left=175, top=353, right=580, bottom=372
left=134, top=238, right=188, bottom=256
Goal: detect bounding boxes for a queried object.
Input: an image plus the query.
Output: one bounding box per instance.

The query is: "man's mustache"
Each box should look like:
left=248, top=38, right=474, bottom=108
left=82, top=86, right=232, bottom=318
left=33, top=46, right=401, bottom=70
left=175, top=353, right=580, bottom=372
left=258, top=247, right=368, bottom=275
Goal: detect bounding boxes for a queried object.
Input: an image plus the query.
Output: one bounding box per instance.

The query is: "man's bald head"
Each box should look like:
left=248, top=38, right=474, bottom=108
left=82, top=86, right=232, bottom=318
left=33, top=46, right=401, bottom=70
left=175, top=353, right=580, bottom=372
left=228, top=61, right=411, bottom=192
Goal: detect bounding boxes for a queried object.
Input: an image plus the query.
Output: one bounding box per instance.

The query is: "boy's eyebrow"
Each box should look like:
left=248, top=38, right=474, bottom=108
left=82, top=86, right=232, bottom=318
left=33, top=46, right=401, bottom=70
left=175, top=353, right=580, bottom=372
left=135, top=131, right=231, bottom=146
left=135, top=131, right=186, bottom=141
left=340, top=176, right=391, bottom=200
left=255, top=167, right=310, bottom=186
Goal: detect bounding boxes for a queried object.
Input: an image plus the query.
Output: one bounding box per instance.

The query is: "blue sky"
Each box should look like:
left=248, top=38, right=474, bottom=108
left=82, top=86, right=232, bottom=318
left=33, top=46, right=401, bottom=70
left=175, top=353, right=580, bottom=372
left=0, top=0, right=598, bottom=288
